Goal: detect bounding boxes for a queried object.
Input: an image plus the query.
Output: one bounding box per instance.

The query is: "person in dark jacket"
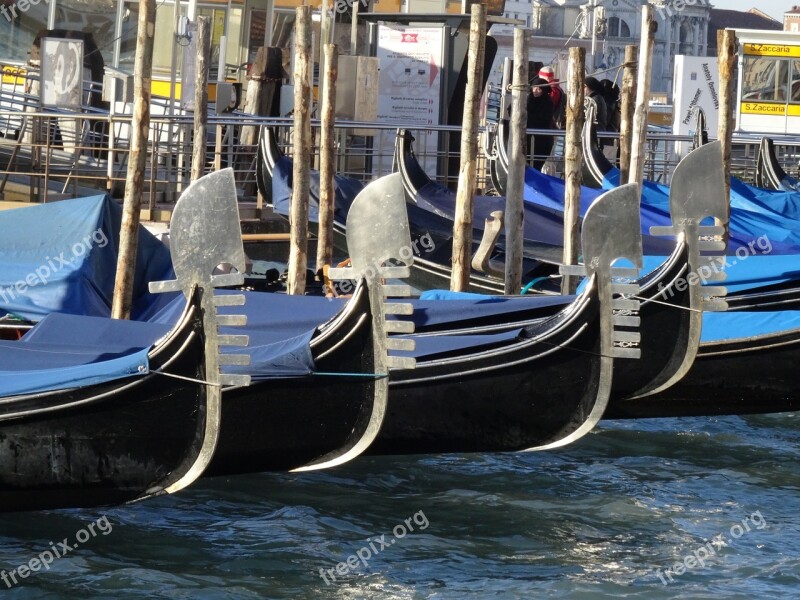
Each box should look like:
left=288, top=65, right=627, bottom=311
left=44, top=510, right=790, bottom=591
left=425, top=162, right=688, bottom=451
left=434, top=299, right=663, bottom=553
left=526, top=77, right=555, bottom=171
left=583, top=76, right=608, bottom=130
left=584, top=76, right=608, bottom=148
left=600, top=78, right=621, bottom=132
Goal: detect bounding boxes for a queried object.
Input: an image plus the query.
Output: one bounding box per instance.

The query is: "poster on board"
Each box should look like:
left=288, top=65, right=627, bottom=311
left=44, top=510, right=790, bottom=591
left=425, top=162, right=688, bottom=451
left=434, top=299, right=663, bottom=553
left=672, top=55, right=720, bottom=159
left=375, top=24, right=444, bottom=176
left=40, top=38, right=84, bottom=110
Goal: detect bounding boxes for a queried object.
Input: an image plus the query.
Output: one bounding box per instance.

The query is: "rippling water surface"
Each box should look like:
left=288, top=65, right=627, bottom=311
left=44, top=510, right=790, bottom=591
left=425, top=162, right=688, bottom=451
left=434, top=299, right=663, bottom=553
left=1, top=413, right=799, bottom=599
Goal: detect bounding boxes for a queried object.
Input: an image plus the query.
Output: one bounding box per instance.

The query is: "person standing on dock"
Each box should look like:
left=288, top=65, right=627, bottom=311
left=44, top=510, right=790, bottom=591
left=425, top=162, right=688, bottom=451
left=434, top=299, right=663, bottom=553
left=526, top=77, right=555, bottom=171
left=538, top=66, right=565, bottom=129
left=584, top=76, right=608, bottom=147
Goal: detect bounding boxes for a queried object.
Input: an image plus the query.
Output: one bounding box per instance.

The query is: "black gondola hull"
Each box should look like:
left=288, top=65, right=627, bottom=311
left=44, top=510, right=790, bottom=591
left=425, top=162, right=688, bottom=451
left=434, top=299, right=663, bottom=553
left=369, top=294, right=606, bottom=455
left=0, top=310, right=206, bottom=512
left=606, top=329, right=800, bottom=418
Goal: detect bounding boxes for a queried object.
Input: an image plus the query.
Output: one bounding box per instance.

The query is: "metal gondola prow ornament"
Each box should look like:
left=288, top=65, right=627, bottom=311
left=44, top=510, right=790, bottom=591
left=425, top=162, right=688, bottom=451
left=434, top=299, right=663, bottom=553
left=650, top=141, right=729, bottom=312
left=537, top=182, right=643, bottom=451
left=147, top=167, right=251, bottom=497
left=637, top=140, right=729, bottom=398
left=294, top=172, right=417, bottom=472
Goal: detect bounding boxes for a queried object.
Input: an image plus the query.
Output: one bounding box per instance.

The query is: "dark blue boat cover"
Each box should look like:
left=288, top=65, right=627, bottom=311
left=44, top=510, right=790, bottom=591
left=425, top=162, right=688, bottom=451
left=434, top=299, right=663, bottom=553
left=272, top=155, right=364, bottom=224
left=0, top=195, right=174, bottom=321
left=0, top=324, right=150, bottom=397
left=600, top=167, right=800, bottom=254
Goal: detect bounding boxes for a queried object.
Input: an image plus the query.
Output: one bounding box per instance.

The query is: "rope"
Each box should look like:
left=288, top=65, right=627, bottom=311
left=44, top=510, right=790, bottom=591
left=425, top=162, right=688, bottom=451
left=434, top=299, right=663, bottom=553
left=152, top=369, right=223, bottom=387
left=629, top=294, right=704, bottom=313
left=312, top=371, right=388, bottom=378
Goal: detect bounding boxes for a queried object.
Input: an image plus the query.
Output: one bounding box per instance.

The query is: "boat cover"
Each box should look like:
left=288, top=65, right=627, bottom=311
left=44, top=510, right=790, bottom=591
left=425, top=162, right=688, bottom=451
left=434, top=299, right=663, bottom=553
left=271, top=156, right=364, bottom=224
left=420, top=289, right=800, bottom=345
left=0, top=194, right=174, bottom=322
left=701, top=310, right=800, bottom=343
left=639, top=254, right=800, bottom=294
left=0, top=336, right=150, bottom=397
left=600, top=167, right=800, bottom=254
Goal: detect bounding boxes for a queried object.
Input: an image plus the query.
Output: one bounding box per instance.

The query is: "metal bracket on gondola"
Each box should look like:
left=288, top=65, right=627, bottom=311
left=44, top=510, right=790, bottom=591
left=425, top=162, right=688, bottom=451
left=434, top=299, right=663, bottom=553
left=569, top=182, right=643, bottom=360
left=560, top=261, right=642, bottom=359
left=327, top=174, right=418, bottom=372
left=146, top=167, right=251, bottom=497
left=649, top=140, right=729, bottom=313
left=328, top=264, right=417, bottom=371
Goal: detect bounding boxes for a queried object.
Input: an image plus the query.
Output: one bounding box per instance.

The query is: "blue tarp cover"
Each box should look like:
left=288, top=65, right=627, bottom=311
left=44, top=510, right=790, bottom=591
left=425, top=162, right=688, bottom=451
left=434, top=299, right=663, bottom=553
left=701, top=310, right=800, bottom=343
left=272, top=155, right=363, bottom=224
left=0, top=195, right=174, bottom=321
left=0, top=310, right=153, bottom=396
left=600, top=167, right=800, bottom=254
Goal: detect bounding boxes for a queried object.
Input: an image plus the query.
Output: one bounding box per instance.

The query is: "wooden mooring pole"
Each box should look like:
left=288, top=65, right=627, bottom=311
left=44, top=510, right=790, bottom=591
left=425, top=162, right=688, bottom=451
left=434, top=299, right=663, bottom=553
left=191, top=16, right=210, bottom=182
left=628, top=4, right=656, bottom=192
left=316, top=43, right=338, bottom=275
left=450, top=3, right=486, bottom=292
left=717, top=29, right=736, bottom=220
left=111, top=0, right=155, bottom=320
left=504, top=27, right=527, bottom=295
left=560, top=46, right=585, bottom=296
left=619, top=44, right=637, bottom=184
left=287, top=6, right=312, bottom=295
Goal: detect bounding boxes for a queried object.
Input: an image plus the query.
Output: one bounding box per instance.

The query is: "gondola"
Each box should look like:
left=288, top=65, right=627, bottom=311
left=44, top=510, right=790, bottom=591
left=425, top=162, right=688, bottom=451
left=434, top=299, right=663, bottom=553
left=206, top=219, right=412, bottom=474
left=257, top=126, right=556, bottom=295
left=252, top=163, right=654, bottom=452
left=339, top=172, right=647, bottom=454
left=755, top=136, right=800, bottom=192
left=393, top=128, right=676, bottom=291
left=0, top=169, right=252, bottom=512
left=396, top=141, right=729, bottom=403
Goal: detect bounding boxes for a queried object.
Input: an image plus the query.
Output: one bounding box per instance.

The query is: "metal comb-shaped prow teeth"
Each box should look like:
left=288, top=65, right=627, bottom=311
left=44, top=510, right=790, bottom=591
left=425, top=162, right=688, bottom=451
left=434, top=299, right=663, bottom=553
left=327, top=265, right=417, bottom=371
left=210, top=279, right=251, bottom=387
left=695, top=256, right=728, bottom=283
left=610, top=272, right=641, bottom=359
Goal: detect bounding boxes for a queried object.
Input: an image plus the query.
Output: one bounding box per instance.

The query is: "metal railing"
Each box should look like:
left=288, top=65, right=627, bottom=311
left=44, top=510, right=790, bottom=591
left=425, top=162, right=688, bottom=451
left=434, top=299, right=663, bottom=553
left=1, top=68, right=794, bottom=217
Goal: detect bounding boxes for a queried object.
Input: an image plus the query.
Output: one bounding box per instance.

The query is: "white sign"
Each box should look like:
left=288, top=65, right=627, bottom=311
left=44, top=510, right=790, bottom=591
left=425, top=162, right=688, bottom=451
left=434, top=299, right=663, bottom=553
left=672, top=55, right=720, bottom=158
left=41, top=38, right=84, bottom=110
left=375, top=24, right=444, bottom=176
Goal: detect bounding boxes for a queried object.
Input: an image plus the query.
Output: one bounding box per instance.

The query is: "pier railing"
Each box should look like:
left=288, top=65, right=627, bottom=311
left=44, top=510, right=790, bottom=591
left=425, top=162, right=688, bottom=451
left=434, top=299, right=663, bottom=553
left=0, top=77, right=793, bottom=218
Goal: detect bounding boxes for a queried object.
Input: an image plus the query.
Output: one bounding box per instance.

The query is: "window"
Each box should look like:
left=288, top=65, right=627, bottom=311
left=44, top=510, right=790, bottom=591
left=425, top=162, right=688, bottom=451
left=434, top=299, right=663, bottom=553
left=607, top=16, right=630, bottom=38
left=742, top=56, right=788, bottom=103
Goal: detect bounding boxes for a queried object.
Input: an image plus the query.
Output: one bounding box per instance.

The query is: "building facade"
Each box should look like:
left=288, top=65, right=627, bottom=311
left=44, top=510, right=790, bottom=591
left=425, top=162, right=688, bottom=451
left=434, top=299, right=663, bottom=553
left=786, top=6, right=800, bottom=32
left=496, top=0, right=712, bottom=96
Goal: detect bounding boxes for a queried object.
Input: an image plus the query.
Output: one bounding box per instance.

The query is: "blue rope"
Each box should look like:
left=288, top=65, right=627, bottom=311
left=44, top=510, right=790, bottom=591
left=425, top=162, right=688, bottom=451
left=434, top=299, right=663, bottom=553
left=521, top=277, right=548, bottom=295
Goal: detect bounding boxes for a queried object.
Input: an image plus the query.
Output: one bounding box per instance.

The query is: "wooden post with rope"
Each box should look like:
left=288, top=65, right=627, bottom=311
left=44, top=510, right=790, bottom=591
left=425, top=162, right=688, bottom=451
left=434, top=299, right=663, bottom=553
left=317, top=43, right=338, bottom=277
left=619, top=44, right=637, bottom=184
left=628, top=4, right=656, bottom=193
left=504, top=27, right=527, bottom=295
left=190, top=16, right=210, bottom=182
left=717, top=29, right=736, bottom=222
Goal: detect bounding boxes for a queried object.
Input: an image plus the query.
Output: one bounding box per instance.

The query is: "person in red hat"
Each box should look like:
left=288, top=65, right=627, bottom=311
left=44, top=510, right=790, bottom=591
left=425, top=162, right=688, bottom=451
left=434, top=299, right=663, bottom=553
left=538, top=66, right=565, bottom=128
